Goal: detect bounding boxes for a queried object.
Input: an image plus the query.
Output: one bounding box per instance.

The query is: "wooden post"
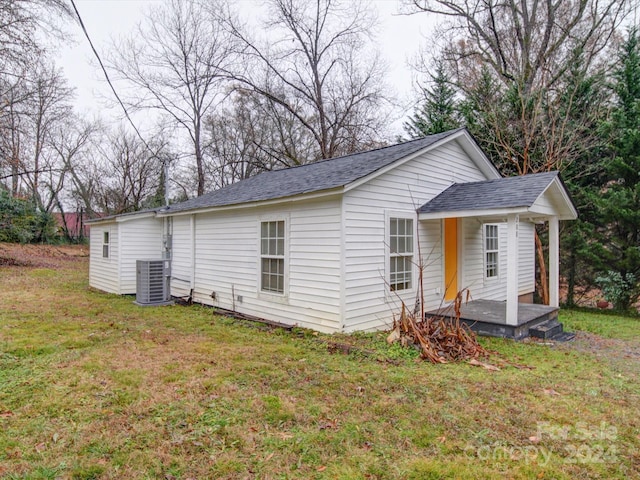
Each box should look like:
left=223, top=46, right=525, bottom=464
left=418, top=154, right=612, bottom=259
left=506, top=214, right=519, bottom=325
left=549, top=216, right=559, bottom=308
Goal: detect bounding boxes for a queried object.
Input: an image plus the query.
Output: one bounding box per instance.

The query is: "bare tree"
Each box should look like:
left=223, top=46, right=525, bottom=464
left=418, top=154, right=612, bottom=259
left=22, top=61, right=73, bottom=210
left=406, top=0, right=629, bottom=173
left=0, top=0, right=71, bottom=76
left=407, top=0, right=628, bottom=95
left=0, top=0, right=73, bottom=198
left=50, top=116, right=101, bottom=217
left=406, top=0, right=627, bottom=303
left=228, top=0, right=389, bottom=163
left=203, top=89, right=317, bottom=187
left=0, top=59, right=73, bottom=212
left=106, top=0, right=238, bottom=196
left=90, top=127, right=165, bottom=215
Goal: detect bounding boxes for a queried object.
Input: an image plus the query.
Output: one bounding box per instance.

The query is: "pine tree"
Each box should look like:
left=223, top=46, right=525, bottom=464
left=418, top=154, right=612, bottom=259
left=596, top=27, right=640, bottom=311
left=557, top=49, right=610, bottom=306
left=403, top=62, right=460, bottom=139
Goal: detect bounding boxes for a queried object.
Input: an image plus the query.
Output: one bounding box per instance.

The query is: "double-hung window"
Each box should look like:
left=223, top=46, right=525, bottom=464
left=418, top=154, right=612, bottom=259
left=389, top=217, right=413, bottom=291
left=102, top=231, right=110, bottom=258
left=484, top=224, right=499, bottom=279
left=260, top=220, right=285, bottom=294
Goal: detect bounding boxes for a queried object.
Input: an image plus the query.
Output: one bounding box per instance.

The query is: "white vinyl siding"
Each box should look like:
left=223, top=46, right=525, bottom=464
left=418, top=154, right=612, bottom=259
left=343, top=140, right=489, bottom=331
left=169, top=215, right=194, bottom=299
left=89, top=223, right=119, bottom=294
left=518, top=221, right=535, bottom=295
left=190, top=197, right=342, bottom=333
left=461, top=218, right=535, bottom=301
left=89, top=216, right=163, bottom=295
left=118, top=217, right=164, bottom=294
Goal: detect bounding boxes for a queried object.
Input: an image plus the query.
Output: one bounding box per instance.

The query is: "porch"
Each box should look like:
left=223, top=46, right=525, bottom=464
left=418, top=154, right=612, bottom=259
left=427, top=299, right=573, bottom=341
left=417, top=172, right=578, bottom=341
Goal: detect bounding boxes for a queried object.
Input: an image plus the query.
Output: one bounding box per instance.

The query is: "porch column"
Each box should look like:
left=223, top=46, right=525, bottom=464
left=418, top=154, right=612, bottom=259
left=548, top=216, right=560, bottom=308
left=506, top=214, right=519, bottom=325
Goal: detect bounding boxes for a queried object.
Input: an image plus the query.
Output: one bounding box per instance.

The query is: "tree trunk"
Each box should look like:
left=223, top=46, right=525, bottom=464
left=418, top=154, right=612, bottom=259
left=535, top=230, right=549, bottom=305
left=566, top=245, right=576, bottom=307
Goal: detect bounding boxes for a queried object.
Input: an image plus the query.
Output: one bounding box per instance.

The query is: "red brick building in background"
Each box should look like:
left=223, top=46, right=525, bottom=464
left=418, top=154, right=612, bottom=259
left=53, top=211, right=91, bottom=242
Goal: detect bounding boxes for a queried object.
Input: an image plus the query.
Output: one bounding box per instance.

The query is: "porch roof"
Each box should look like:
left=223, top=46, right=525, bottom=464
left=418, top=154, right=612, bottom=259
left=417, top=171, right=577, bottom=221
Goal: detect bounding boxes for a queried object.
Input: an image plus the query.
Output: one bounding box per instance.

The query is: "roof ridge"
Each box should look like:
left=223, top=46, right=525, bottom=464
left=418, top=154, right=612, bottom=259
left=192, top=127, right=467, bottom=192
left=452, top=170, right=558, bottom=187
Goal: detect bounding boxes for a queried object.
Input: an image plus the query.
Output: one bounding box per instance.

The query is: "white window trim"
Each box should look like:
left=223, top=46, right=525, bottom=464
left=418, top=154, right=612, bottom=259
left=483, top=223, right=500, bottom=281
left=102, top=230, right=110, bottom=259
left=257, top=215, right=290, bottom=302
left=385, top=210, right=417, bottom=300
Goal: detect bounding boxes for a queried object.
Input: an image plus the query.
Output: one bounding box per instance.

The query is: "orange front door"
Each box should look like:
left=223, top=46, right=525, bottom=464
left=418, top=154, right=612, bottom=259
left=444, top=218, right=458, bottom=301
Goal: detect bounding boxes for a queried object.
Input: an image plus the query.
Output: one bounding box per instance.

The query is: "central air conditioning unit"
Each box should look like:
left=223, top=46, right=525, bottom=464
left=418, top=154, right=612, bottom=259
left=135, top=259, right=171, bottom=306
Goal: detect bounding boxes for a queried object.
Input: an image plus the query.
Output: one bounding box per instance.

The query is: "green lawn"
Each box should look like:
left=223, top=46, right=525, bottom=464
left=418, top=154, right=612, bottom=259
left=0, top=246, right=638, bottom=479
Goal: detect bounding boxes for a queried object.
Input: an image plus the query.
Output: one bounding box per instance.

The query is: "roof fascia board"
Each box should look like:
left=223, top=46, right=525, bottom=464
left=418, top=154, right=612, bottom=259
left=158, top=188, right=344, bottom=218
left=344, top=130, right=499, bottom=193
left=116, top=212, right=158, bottom=223
left=454, top=131, right=501, bottom=179
left=534, top=177, right=578, bottom=220
left=418, top=206, right=528, bottom=220
left=419, top=199, right=577, bottom=221
left=86, top=211, right=158, bottom=225
left=557, top=178, right=578, bottom=219
left=86, top=218, right=116, bottom=225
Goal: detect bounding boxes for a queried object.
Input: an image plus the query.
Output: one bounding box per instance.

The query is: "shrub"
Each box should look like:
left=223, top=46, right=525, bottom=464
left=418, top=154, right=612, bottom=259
left=595, top=270, right=638, bottom=312
left=0, top=189, right=56, bottom=243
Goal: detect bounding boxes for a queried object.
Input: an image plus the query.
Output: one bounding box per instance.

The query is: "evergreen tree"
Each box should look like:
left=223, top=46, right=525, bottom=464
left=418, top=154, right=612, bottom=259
left=404, top=62, right=460, bottom=138
left=557, top=49, right=610, bottom=306
left=596, top=27, right=640, bottom=311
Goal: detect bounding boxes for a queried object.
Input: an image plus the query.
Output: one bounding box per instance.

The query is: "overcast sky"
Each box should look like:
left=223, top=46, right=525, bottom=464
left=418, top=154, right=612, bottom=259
left=55, top=0, right=439, bottom=138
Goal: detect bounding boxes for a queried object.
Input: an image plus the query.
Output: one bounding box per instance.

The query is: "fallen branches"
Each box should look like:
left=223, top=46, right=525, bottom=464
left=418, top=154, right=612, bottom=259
left=387, top=291, right=489, bottom=364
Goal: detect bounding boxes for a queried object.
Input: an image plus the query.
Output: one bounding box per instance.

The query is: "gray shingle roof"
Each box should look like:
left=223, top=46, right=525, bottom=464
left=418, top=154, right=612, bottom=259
left=162, top=129, right=463, bottom=214
left=418, top=171, right=560, bottom=214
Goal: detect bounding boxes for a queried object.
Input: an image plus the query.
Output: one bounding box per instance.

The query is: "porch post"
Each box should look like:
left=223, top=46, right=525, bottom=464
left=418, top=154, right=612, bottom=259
left=549, top=216, right=560, bottom=308
left=506, top=214, right=519, bottom=325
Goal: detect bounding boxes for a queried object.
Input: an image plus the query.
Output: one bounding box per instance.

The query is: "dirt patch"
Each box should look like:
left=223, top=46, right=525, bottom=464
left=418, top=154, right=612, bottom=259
left=564, top=331, right=640, bottom=361
left=0, top=243, right=88, bottom=268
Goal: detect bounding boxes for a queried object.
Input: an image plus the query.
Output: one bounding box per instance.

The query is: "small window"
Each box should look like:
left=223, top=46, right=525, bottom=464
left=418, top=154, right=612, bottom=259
left=389, top=217, right=414, bottom=291
left=102, top=231, right=110, bottom=258
left=261, top=220, right=285, bottom=293
left=484, top=224, right=499, bottom=278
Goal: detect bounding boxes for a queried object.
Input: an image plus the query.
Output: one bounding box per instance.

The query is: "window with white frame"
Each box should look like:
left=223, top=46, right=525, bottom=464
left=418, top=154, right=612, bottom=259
left=260, top=220, right=285, bottom=294
left=389, top=217, right=414, bottom=291
left=484, top=224, right=499, bottom=278
left=102, top=231, right=110, bottom=258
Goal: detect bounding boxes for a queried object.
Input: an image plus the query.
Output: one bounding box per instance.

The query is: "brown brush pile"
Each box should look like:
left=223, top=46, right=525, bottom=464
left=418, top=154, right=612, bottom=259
left=387, top=292, right=489, bottom=364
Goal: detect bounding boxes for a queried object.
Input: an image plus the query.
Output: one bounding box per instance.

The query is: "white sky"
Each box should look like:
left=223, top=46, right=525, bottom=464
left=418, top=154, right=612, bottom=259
left=55, top=0, right=439, bottom=138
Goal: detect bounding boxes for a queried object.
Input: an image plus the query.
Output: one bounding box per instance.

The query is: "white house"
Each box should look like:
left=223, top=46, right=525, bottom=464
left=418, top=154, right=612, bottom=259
left=88, top=128, right=577, bottom=337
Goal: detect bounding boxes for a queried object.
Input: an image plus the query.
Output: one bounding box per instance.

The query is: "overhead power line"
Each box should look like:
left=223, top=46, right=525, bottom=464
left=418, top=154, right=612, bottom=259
left=69, top=0, right=154, bottom=156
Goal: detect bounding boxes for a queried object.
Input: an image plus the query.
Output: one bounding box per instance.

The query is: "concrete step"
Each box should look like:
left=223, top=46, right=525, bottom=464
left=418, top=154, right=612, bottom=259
left=529, top=319, right=563, bottom=339
left=549, top=331, right=576, bottom=342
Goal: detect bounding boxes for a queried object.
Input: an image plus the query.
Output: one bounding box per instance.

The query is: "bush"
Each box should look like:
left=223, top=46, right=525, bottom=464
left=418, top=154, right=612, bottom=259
left=0, top=189, right=56, bottom=243
left=595, top=270, right=638, bottom=312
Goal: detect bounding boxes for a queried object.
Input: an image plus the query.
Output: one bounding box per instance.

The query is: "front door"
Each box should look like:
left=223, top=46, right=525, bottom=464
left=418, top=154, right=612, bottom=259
left=444, top=218, right=458, bottom=301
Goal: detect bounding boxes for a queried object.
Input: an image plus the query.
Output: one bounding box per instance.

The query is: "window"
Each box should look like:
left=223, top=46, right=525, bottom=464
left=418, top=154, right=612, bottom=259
left=389, top=217, right=413, bottom=291
left=261, top=220, right=285, bottom=294
left=484, top=224, right=499, bottom=278
left=102, top=231, right=110, bottom=258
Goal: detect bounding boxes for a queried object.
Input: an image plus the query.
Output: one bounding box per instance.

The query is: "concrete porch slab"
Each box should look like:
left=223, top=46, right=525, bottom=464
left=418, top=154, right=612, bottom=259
left=427, top=299, right=560, bottom=340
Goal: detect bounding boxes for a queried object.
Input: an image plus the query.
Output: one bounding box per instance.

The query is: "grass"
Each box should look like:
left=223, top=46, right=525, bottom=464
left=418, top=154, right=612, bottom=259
left=560, top=308, right=640, bottom=340
left=0, top=246, right=639, bottom=479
